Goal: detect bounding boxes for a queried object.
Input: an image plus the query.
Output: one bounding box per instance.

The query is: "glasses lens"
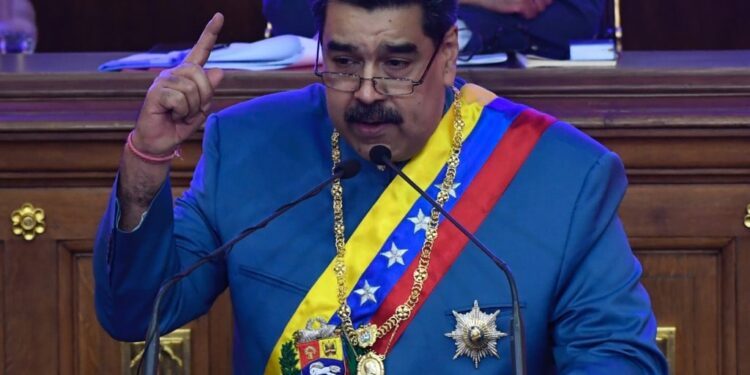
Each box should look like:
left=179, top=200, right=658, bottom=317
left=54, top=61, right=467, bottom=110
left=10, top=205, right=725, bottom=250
left=322, top=73, right=360, bottom=92
left=320, top=73, right=416, bottom=96
left=373, top=78, right=414, bottom=96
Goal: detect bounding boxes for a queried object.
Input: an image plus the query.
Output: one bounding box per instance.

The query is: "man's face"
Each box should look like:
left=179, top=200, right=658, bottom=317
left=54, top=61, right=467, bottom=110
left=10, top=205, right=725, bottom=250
left=321, top=2, right=458, bottom=162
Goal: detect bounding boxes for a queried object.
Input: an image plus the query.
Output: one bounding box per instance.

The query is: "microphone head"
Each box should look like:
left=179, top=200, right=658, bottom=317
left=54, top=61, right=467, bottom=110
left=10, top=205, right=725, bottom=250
left=369, top=145, right=392, bottom=166
left=333, top=159, right=361, bottom=179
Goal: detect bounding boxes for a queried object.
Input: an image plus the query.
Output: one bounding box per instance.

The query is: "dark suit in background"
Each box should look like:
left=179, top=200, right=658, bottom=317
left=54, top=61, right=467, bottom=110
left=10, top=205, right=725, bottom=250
left=262, top=0, right=605, bottom=59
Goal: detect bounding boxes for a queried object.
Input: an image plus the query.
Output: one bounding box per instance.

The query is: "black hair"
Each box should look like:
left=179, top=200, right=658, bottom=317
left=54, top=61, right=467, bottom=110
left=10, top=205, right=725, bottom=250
left=310, top=0, right=457, bottom=47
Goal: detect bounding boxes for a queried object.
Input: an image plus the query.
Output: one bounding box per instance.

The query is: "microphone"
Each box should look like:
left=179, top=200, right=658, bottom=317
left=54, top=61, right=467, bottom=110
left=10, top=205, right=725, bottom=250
left=141, top=159, right=361, bottom=375
left=369, top=145, right=527, bottom=375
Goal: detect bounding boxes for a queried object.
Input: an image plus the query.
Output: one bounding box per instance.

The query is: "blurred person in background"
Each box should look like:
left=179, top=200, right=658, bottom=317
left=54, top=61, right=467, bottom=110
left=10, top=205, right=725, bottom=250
left=263, top=0, right=605, bottom=59
left=0, top=0, right=37, bottom=53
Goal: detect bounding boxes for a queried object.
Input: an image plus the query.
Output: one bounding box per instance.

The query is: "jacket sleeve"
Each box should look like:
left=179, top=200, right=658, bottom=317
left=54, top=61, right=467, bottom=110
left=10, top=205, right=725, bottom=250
left=551, top=151, right=668, bottom=374
left=93, top=114, right=227, bottom=342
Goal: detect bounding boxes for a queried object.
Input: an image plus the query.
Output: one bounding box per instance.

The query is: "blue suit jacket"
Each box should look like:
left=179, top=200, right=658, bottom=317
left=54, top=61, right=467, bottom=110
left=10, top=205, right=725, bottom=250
left=262, top=0, right=605, bottom=59
left=94, top=83, right=667, bottom=374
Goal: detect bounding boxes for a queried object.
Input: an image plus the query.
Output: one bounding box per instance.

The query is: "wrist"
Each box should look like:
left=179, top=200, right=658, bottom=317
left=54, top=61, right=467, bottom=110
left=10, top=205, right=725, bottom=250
left=126, top=130, right=181, bottom=164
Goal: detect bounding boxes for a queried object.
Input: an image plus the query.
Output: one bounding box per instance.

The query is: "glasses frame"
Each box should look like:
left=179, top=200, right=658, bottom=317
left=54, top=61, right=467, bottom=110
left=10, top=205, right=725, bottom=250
left=313, top=36, right=442, bottom=96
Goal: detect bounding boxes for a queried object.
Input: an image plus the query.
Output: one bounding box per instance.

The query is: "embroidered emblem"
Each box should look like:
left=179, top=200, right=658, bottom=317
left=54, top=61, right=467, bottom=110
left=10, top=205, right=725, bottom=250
left=407, top=209, right=431, bottom=233
left=445, top=300, right=507, bottom=368
left=279, top=341, right=301, bottom=375
left=380, top=242, right=408, bottom=268
left=292, top=318, right=347, bottom=375
left=295, top=317, right=338, bottom=343
left=353, top=280, right=380, bottom=305
left=296, top=336, right=346, bottom=375
left=309, top=361, right=343, bottom=374
left=323, top=341, right=338, bottom=356
left=305, top=346, right=318, bottom=360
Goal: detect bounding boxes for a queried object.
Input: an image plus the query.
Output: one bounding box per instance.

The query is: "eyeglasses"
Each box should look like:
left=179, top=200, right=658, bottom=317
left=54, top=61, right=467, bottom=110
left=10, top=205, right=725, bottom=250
left=313, top=38, right=441, bottom=96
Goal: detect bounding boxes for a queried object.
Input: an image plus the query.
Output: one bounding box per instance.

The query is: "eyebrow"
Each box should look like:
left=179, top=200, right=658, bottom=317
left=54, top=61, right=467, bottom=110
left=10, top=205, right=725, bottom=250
left=383, top=42, right=418, bottom=54
left=325, top=40, right=419, bottom=54
left=326, top=40, right=357, bottom=52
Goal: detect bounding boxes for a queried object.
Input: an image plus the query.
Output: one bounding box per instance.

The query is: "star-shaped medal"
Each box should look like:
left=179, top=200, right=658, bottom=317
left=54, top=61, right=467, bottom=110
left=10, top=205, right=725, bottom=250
left=407, top=208, right=431, bottom=233
left=380, top=242, right=408, bottom=267
left=445, top=300, right=508, bottom=368
left=353, top=280, right=380, bottom=305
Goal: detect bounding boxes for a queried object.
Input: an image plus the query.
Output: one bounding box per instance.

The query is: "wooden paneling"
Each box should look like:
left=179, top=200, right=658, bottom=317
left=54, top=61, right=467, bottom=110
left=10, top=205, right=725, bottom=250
left=0, top=183, right=232, bottom=373
left=621, top=185, right=749, bottom=236
left=29, top=0, right=266, bottom=53
left=738, top=237, right=750, bottom=375
left=3, top=239, right=58, bottom=373
left=58, top=241, right=74, bottom=375
left=66, top=243, right=119, bottom=374
left=0, top=241, right=4, bottom=374
left=620, top=0, right=750, bottom=50
left=634, top=238, right=737, bottom=375
left=210, top=293, right=234, bottom=375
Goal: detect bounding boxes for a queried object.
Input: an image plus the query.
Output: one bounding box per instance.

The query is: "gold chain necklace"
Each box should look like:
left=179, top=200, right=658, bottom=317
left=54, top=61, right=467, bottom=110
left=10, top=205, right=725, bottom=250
left=329, top=87, right=465, bottom=372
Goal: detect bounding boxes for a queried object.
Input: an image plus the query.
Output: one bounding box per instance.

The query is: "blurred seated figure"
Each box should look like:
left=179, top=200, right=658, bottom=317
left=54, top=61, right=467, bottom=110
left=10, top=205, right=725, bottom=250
left=262, top=0, right=605, bottom=59
left=0, top=0, right=37, bottom=53
left=456, top=0, right=606, bottom=59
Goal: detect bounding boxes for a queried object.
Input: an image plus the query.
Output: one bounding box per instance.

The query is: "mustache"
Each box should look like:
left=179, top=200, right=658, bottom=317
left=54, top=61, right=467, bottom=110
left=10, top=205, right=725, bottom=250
left=344, top=102, right=403, bottom=125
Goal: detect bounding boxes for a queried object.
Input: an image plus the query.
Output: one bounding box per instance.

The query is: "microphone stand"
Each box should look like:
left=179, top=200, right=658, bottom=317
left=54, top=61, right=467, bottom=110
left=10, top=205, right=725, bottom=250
left=140, top=160, right=360, bottom=375
left=375, top=152, right=526, bottom=375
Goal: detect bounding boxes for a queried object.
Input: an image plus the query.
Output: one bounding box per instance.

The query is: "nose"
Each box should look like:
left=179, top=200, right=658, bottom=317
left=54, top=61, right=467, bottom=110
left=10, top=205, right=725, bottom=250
left=353, top=77, right=386, bottom=104
left=353, top=62, right=386, bottom=103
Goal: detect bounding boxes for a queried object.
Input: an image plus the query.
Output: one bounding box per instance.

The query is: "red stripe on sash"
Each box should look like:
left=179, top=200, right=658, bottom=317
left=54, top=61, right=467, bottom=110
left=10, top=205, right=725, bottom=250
left=371, top=108, right=556, bottom=354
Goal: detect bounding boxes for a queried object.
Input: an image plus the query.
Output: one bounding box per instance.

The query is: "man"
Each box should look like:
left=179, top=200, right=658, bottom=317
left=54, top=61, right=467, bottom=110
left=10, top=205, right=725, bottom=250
left=94, top=1, right=667, bottom=374
left=456, top=0, right=606, bottom=59
left=263, top=0, right=605, bottom=59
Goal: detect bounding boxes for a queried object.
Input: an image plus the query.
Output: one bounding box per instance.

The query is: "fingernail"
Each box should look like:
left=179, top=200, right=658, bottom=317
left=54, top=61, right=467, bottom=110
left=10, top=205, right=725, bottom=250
left=202, top=104, right=211, bottom=113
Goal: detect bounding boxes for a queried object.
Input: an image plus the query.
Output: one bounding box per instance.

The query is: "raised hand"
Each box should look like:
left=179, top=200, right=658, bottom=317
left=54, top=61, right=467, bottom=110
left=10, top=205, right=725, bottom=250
left=131, top=12, right=225, bottom=156
left=117, top=13, right=225, bottom=230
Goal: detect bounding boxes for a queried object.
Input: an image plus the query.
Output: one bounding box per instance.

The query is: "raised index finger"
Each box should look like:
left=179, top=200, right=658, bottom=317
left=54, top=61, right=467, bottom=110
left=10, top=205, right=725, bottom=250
left=184, top=12, right=224, bottom=66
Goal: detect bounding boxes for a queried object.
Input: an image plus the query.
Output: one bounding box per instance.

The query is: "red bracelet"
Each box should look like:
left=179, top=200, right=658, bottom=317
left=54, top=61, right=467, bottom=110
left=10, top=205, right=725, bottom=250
left=125, top=131, right=181, bottom=164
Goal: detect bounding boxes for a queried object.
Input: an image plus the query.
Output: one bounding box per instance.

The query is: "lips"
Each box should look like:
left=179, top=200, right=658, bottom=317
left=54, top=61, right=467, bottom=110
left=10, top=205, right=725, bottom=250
left=350, top=121, right=391, bottom=140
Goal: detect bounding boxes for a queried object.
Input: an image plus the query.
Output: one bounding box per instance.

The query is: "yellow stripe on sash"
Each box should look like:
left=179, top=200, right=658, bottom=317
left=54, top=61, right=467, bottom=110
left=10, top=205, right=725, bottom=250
left=265, top=84, right=495, bottom=374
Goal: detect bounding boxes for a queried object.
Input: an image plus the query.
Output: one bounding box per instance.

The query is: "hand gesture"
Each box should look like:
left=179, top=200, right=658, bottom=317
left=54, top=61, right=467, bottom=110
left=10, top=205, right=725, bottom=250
left=131, top=13, right=225, bottom=156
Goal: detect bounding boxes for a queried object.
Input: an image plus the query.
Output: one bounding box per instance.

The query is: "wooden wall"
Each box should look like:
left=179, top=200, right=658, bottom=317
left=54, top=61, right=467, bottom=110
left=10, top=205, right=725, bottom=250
left=30, top=0, right=266, bottom=52
left=620, top=0, right=750, bottom=50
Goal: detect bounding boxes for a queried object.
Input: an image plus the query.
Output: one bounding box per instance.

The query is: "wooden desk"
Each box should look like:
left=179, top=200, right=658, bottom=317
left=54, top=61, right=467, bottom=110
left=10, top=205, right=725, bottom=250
left=1, top=51, right=749, bottom=374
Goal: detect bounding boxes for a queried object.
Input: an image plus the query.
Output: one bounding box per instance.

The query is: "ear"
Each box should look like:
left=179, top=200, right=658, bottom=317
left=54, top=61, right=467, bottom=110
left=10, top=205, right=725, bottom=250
left=440, top=24, right=459, bottom=87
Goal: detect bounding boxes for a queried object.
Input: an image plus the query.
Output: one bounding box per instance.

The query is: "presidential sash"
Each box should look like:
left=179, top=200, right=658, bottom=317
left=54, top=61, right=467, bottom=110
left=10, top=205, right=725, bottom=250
left=267, top=84, right=556, bottom=374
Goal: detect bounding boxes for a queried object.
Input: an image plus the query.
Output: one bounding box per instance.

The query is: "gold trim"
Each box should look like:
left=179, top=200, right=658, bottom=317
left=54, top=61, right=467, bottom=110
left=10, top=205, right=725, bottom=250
left=10, top=203, right=45, bottom=241
left=613, top=0, right=623, bottom=52
left=744, top=204, right=750, bottom=229
left=121, top=328, right=191, bottom=375
left=656, top=326, right=676, bottom=375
